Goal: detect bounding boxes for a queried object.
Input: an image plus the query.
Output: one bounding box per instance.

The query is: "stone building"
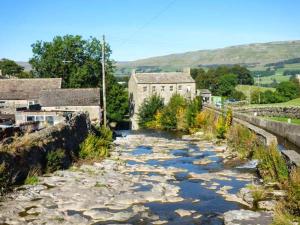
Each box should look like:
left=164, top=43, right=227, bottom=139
left=128, top=68, right=196, bottom=129
left=38, top=88, right=101, bottom=123
left=197, top=89, right=212, bottom=105
left=0, top=78, right=62, bottom=114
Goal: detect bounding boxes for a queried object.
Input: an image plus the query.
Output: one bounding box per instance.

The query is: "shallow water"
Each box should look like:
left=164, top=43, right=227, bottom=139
left=122, top=131, right=251, bottom=224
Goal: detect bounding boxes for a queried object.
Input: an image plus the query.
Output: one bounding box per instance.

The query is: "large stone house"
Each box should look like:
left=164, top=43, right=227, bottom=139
left=0, top=78, right=62, bottom=114
left=128, top=68, right=196, bottom=129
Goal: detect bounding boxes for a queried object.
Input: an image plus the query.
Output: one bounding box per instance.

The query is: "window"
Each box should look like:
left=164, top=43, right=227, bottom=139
left=161, top=86, right=165, bottom=92
left=46, top=116, right=54, bottom=125
left=35, top=116, right=45, bottom=122
left=170, top=86, right=173, bottom=91
left=26, top=116, right=35, bottom=122
left=178, top=85, right=182, bottom=91
left=152, top=86, right=156, bottom=92
left=143, top=86, right=147, bottom=92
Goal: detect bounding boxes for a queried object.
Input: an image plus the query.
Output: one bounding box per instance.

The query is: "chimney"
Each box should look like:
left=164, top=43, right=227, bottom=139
left=183, top=67, right=190, bottom=75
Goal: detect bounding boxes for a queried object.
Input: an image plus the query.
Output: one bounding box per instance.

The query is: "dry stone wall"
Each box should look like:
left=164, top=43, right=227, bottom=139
left=235, top=106, right=300, bottom=119
left=0, top=112, right=91, bottom=191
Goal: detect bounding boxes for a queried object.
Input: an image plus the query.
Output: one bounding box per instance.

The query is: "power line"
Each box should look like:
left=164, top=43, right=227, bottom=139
left=119, top=0, right=177, bottom=47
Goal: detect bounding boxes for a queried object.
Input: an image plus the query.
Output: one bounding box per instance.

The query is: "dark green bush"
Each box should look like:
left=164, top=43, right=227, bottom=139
left=160, top=94, right=186, bottom=130
left=186, top=97, right=201, bottom=128
left=138, top=94, right=164, bottom=128
left=46, top=149, right=66, bottom=173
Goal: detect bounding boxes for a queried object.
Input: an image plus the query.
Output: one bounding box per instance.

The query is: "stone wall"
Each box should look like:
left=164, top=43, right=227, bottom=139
left=235, top=106, right=300, bottom=119
left=204, top=105, right=300, bottom=169
left=204, top=106, right=278, bottom=146
left=0, top=112, right=91, bottom=190
left=233, top=111, right=300, bottom=148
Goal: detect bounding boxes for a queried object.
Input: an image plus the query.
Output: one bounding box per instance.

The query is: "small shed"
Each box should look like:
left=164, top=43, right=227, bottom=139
left=197, top=89, right=212, bottom=105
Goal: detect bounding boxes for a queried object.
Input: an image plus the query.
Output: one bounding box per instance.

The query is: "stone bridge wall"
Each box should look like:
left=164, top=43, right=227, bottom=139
left=234, top=106, right=300, bottom=119
left=0, top=112, right=91, bottom=191
left=204, top=105, right=300, bottom=169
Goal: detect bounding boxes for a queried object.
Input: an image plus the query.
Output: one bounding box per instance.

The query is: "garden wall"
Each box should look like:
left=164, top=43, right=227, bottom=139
left=0, top=112, right=91, bottom=191
left=234, top=106, right=300, bottom=119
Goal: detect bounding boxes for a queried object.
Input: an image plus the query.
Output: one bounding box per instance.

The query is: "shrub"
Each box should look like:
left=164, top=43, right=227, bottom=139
left=24, top=168, right=40, bottom=185
left=160, top=94, right=186, bottom=130
left=176, top=107, right=188, bottom=131
left=272, top=203, right=295, bottom=225
left=285, top=168, right=300, bottom=216
left=247, top=184, right=267, bottom=209
left=215, top=116, right=226, bottom=139
left=0, top=162, right=9, bottom=195
left=138, top=94, right=164, bottom=128
left=79, top=126, right=112, bottom=160
left=186, top=97, right=201, bottom=128
left=226, top=124, right=258, bottom=158
left=46, top=149, right=66, bottom=173
left=253, top=143, right=289, bottom=183
left=195, top=109, right=215, bottom=130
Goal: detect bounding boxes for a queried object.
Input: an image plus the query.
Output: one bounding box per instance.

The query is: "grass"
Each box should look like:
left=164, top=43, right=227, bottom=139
left=236, top=85, right=275, bottom=101
left=262, top=116, right=300, bottom=125
left=24, top=175, right=39, bottom=185
left=248, top=97, right=300, bottom=107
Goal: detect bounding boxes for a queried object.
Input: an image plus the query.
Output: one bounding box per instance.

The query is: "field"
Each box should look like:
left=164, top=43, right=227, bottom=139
left=235, top=85, right=275, bottom=100
left=248, top=98, right=300, bottom=107
left=262, top=116, right=300, bottom=125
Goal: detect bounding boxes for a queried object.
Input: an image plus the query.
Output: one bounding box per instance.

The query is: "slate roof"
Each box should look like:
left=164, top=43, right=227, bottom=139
left=39, top=88, right=100, bottom=107
left=133, top=72, right=195, bottom=84
left=0, top=78, right=62, bottom=100
left=198, top=89, right=211, bottom=94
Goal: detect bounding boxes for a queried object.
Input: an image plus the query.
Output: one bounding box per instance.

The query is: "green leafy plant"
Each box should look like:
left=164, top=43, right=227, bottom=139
left=253, top=143, right=289, bottom=183
left=46, top=149, right=66, bottom=173
left=79, top=126, right=112, bottom=160
left=138, top=94, right=164, bottom=128
left=24, top=168, right=40, bottom=185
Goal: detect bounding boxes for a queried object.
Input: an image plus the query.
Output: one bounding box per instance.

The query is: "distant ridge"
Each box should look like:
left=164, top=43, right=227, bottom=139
left=117, top=40, right=300, bottom=69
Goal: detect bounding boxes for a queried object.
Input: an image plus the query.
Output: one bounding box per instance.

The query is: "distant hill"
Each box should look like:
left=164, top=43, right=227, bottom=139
left=17, top=61, right=32, bottom=71
left=117, top=40, right=300, bottom=71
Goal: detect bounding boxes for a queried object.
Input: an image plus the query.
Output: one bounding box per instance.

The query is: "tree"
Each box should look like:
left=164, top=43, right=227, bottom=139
left=30, top=35, right=128, bottom=122
left=138, top=95, right=164, bottom=128
left=275, top=81, right=300, bottom=101
left=160, top=94, right=186, bottom=130
left=231, top=65, right=254, bottom=85
left=0, top=58, right=24, bottom=77
left=215, top=74, right=238, bottom=97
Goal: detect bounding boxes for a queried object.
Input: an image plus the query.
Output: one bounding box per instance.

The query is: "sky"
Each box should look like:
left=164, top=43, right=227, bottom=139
left=0, top=0, right=300, bottom=62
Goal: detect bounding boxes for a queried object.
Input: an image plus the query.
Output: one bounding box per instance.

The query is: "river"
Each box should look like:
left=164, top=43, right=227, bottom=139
left=0, top=131, right=263, bottom=225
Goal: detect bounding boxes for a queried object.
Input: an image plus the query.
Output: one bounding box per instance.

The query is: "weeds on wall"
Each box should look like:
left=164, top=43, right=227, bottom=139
left=79, top=126, right=112, bottom=160
left=46, top=149, right=66, bottom=173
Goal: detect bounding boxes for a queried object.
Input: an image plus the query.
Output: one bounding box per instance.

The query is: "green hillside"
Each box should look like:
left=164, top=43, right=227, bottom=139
left=118, top=40, right=300, bottom=70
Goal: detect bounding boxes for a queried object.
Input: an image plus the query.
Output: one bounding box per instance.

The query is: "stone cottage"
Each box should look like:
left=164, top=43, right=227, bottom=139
left=38, top=88, right=101, bottom=123
left=0, top=78, right=62, bottom=114
left=128, top=68, right=196, bottom=130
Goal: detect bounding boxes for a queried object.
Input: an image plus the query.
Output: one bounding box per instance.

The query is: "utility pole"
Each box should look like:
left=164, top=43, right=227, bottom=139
left=257, top=74, right=261, bottom=104
left=102, top=35, right=107, bottom=127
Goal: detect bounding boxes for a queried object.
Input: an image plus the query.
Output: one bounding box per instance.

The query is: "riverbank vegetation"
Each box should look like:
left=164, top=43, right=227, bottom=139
left=138, top=94, right=202, bottom=132
left=79, top=126, right=112, bottom=160
left=194, top=108, right=299, bottom=224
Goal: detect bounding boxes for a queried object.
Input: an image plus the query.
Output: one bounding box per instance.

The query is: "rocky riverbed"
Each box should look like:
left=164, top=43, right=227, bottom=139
left=0, top=131, right=274, bottom=224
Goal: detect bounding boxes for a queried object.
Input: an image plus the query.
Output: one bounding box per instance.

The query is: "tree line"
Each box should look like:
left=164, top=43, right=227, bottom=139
left=191, top=65, right=254, bottom=100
